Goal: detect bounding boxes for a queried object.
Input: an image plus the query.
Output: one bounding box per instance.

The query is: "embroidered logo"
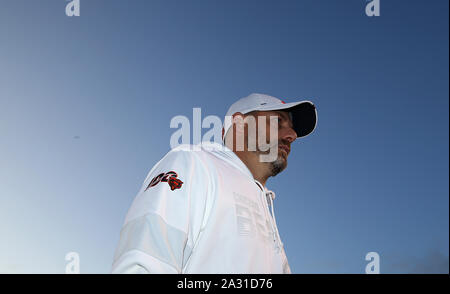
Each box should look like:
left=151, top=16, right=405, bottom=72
left=145, top=171, right=184, bottom=191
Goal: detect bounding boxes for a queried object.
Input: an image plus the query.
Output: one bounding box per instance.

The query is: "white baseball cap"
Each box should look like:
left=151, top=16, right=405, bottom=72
left=223, top=93, right=317, bottom=141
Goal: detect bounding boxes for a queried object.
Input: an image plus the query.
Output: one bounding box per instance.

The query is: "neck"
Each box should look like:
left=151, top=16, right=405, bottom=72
left=233, top=150, right=270, bottom=186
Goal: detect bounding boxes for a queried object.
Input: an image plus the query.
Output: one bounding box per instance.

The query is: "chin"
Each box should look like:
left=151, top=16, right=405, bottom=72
left=279, top=156, right=288, bottom=170
left=270, top=156, right=287, bottom=176
left=279, top=152, right=288, bottom=165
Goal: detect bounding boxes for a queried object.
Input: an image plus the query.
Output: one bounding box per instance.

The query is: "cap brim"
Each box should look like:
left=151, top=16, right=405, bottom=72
left=257, top=101, right=317, bottom=138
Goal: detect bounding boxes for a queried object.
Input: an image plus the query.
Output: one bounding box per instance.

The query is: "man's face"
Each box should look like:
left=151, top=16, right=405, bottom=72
left=245, top=110, right=297, bottom=176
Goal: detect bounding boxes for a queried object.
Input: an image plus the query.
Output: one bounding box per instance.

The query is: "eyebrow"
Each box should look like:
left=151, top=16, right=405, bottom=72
left=273, top=111, right=293, bottom=127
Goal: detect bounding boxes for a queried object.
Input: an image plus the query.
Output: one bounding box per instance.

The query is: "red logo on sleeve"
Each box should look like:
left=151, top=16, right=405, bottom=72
left=145, top=171, right=184, bottom=191
left=168, top=176, right=183, bottom=191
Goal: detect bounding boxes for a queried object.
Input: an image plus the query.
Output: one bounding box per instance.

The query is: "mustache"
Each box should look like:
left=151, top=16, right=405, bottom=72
left=278, top=140, right=291, bottom=154
left=269, top=139, right=290, bottom=149
left=257, top=139, right=290, bottom=153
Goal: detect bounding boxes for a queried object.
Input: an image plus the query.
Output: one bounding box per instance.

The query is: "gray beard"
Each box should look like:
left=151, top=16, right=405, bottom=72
left=253, top=140, right=287, bottom=177
left=255, top=149, right=287, bottom=177
left=269, top=156, right=287, bottom=176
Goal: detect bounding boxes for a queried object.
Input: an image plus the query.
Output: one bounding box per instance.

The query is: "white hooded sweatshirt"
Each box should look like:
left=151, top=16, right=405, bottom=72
left=111, top=142, right=291, bottom=274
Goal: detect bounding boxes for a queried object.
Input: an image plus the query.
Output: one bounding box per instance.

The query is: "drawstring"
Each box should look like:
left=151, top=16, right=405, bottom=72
left=266, top=190, right=284, bottom=253
left=254, top=180, right=284, bottom=253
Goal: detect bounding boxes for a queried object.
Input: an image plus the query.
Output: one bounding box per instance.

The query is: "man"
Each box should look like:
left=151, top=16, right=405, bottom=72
left=111, top=93, right=317, bottom=274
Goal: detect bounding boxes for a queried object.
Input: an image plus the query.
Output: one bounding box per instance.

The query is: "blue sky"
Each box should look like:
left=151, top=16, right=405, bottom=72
left=0, top=0, right=448, bottom=273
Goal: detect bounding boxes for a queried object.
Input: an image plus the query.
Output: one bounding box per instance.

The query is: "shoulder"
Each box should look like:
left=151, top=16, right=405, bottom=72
left=144, top=142, right=226, bottom=187
left=150, top=143, right=223, bottom=177
left=157, top=144, right=204, bottom=169
left=163, top=142, right=226, bottom=162
left=168, top=142, right=225, bottom=153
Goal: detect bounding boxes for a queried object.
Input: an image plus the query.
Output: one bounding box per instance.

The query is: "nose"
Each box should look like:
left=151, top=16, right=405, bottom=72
left=282, top=126, right=297, bottom=144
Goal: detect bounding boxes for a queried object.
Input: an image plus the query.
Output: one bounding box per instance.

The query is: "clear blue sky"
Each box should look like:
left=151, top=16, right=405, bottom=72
left=0, top=0, right=448, bottom=273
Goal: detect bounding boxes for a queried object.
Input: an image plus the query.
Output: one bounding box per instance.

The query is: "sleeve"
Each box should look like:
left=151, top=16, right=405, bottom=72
left=111, top=147, right=210, bottom=274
